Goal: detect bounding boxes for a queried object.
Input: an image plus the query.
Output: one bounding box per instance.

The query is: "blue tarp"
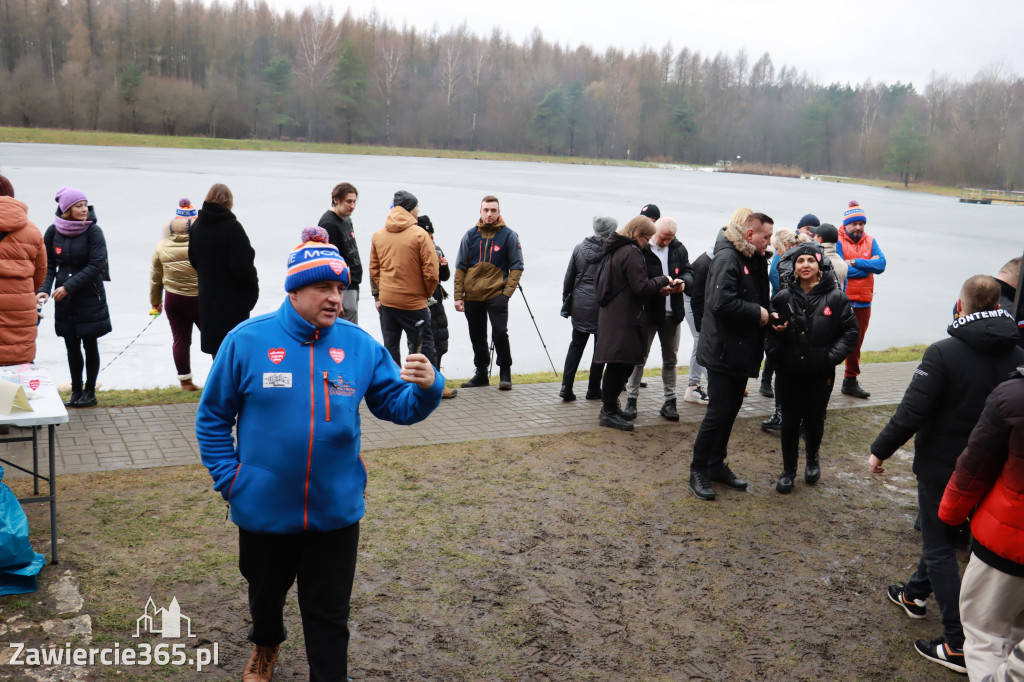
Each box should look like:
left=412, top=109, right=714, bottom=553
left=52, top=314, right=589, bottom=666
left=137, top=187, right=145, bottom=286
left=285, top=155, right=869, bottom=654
left=0, top=466, right=46, bottom=595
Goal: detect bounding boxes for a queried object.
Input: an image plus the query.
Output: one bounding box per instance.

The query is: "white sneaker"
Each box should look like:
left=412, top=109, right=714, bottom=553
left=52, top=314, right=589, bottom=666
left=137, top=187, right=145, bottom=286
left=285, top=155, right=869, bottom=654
left=684, top=386, right=709, bottom=405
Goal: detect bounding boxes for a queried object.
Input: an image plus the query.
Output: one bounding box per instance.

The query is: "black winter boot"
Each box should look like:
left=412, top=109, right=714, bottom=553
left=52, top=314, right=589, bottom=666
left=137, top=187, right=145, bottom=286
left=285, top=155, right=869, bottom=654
left=621, top=397, right=638, bottom=420
left=75, top=389, right=97, bottom=408
left=559, top=385, right=576, bottom=401
left=65, top=386, right=83, bottom=408
left=761, top=407, right=782, bottom=433
left=461, top=369, right=489, bottom=388
left=776, top=472, right=795, bottom=494
left=805, top=453, right=821, bottom=485
left=659, top=398, right=679, bottom=421
left=759, top=378, right=774, bottom=398
left=841, top=377, right=870, bottom=399
left=599, top=408, right=634, bottom=432
left=498, top=366, right=512, bottom=391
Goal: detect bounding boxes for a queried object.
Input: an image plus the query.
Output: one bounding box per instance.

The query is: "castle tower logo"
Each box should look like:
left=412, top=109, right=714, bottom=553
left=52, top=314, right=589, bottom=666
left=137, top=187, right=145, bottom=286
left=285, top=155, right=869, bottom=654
left=134, top=597, right=195, bottom=639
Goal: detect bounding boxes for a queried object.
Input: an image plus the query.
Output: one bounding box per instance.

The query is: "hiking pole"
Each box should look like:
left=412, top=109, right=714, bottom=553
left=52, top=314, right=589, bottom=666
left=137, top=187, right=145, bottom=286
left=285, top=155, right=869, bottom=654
left=98, top=311, right=161, bottom=375
left=488, top=342, right=495, bottom=378
left=517, top=284, right=559, bottom=377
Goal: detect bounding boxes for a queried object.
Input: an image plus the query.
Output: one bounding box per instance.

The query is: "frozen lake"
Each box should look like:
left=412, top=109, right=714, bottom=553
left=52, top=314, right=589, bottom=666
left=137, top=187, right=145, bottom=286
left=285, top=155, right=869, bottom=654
left=0, top=142, right=1019, bottom=389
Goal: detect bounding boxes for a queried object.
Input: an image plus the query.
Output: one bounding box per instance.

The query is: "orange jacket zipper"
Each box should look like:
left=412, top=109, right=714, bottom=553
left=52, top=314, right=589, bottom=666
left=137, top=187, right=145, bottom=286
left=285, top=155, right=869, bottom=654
left=323, top=371, right=331, bottom=422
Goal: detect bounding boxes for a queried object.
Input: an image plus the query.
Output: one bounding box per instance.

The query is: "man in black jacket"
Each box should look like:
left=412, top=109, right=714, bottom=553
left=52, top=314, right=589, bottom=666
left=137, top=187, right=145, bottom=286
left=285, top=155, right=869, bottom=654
left=683, top=246, right=713, bottom=405
left=869, top=275, right=1024, bottom=674
left=621, top=217, right=694, bottom=421
left=318, top=182, right=362, bottom=324
left=688, top=211, right=774, bottom=501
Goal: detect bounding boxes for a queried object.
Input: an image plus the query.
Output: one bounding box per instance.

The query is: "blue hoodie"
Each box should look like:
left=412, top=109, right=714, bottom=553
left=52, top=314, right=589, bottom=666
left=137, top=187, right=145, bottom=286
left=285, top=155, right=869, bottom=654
left=197, top=297, right=444, bottom=534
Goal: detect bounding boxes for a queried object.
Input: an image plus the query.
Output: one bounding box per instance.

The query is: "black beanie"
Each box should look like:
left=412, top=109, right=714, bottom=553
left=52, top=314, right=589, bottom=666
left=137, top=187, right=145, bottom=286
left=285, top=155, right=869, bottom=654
left=393, top=190, right=418, bottom=213
left=797, top=213, right=820, bottom=230
left=417, top=214, right=434, bottom=234
left=640, top=203, right=661, bottom=221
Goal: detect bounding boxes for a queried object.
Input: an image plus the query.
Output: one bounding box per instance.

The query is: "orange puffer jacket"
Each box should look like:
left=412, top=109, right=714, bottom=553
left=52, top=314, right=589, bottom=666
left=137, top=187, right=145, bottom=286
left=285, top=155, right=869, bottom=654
left=0, top=197, right=46, bottom=365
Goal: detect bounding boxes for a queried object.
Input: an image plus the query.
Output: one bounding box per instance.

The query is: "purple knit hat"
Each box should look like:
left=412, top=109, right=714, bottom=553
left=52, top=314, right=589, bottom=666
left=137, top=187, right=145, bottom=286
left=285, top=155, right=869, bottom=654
left=55, top=186, right=88, bottom=214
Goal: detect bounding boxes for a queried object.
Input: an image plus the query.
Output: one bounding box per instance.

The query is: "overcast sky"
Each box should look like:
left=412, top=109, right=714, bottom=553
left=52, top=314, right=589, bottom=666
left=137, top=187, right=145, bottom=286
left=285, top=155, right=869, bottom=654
left=270, top=0, right=1023, bottom=88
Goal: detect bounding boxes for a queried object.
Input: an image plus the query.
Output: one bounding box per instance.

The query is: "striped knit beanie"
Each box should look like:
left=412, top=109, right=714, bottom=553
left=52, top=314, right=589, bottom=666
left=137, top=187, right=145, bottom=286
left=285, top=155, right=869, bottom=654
left=842, top=200, right=867, bottom=226
left=175, top=198, right=198, bottom=221
left=285, top=226, right=350, bottom=292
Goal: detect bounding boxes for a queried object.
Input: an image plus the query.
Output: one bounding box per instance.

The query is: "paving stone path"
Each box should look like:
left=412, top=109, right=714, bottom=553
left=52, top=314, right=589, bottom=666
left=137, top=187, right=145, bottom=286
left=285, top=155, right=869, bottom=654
left=0, top=362, right=917, bottom=478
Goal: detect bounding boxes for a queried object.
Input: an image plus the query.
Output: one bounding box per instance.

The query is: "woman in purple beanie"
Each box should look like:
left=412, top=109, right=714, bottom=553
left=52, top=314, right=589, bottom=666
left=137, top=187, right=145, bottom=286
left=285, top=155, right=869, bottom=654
left=36, top=186, right=112, bottom=408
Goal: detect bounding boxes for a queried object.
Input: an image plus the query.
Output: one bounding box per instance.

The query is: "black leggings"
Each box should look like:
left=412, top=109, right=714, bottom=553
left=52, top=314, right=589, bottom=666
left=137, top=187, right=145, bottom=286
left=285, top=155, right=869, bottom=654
left=64, top=336, right=100, bottom=391
left=775, top=369, right=834, bottom=475
left=601, top=362, right=633, bottom=413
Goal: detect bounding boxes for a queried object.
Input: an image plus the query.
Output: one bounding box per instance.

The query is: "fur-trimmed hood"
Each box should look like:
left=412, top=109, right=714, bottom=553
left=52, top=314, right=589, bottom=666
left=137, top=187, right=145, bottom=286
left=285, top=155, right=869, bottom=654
left=723, top=221, right=756, bottom=258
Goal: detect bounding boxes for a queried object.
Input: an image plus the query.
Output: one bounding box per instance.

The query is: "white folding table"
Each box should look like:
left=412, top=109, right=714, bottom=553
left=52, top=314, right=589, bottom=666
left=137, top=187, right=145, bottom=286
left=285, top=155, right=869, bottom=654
left=0, top=383, right=68, bottom=564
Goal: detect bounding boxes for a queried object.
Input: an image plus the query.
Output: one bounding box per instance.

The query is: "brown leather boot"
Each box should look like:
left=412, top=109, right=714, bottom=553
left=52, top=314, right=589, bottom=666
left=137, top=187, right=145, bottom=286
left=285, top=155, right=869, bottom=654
left=242, top=644, right=280, bottom=682
left=179, top=378, right=200, bottom=391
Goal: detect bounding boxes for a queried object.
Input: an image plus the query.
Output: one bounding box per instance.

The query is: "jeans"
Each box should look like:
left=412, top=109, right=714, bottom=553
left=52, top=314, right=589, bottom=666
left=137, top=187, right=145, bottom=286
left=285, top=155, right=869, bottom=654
left=684, top=296, right=704, bottom=387
left=905, top=477, right=965, bottom=649
left=625, top=320, right=681, bottom=400
left=691, top=369, right=749, bottom=473
left=239, top=523, right=360, bottom=682
left=379, top=306, right=437, bottom=368
left=464, top=295, right=511, bottom=369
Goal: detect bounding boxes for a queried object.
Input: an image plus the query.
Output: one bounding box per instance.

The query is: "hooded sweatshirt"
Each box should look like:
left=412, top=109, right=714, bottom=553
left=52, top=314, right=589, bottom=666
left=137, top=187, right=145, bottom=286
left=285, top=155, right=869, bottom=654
left=368, top=206, right=439, bottom=310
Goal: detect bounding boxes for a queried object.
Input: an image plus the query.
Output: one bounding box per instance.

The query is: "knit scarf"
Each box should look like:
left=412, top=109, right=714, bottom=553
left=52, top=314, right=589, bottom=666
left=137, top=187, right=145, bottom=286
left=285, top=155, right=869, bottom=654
left=53, top=215, right=92, bottom=237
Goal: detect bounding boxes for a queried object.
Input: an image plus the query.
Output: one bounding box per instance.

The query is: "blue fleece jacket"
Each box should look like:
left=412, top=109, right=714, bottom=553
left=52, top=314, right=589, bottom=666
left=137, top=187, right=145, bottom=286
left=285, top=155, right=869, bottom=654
left=196, top=297, right=444, bottom=534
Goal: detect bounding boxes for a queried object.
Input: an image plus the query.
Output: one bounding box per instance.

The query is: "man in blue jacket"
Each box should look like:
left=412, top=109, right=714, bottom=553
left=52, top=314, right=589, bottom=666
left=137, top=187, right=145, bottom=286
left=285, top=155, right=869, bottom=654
left=196, top=226, right=444, bottom=682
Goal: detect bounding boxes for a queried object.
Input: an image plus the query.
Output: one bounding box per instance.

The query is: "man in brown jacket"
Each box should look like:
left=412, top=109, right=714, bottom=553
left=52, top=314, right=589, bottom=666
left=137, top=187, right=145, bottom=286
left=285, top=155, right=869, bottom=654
left=369, top=190, right=441, bottom=371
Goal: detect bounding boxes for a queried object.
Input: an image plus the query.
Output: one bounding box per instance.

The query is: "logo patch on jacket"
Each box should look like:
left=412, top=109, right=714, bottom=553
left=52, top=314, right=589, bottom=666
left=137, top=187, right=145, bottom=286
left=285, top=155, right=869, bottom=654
left=55, top=247, right=62, bottom=255
left=325, top=372, right=356, bottom=396
left=329, top=348, right=345, bottom=363
left=823, top=306, right=832, bottom=316
left=263, top=372, right=292, bottom=388
left=268, top=348, right=286, bottom=364
left=674, top=267, right=680, bottom=274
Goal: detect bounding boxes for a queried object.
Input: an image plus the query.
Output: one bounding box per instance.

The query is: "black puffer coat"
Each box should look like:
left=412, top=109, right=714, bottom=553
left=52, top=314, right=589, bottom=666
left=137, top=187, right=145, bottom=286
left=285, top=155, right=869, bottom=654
left=561, top=234, right=605, bottom=334
left=697, top=233, right=770, bottom=377
left=39, top=208, right=112, bottom=339
left=764, top=273, right=859, bottom=376
left=871, top=309, right=1024, bottom=484
left=593, top=233, right=670, bottom=365
left=689, top=249, right=712, bottom=333
left=429, top=244, right=450, bottom=359
left=188, top=201, right=259, bottom=355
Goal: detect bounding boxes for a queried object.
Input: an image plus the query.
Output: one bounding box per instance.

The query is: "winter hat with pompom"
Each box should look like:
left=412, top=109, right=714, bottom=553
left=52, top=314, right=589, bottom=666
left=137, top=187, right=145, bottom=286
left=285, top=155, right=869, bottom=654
left=175, top=198, right=198, bottom=221
left=842, top=200, right=867, bottom=226
left=285, top=226, right=350, bottom=292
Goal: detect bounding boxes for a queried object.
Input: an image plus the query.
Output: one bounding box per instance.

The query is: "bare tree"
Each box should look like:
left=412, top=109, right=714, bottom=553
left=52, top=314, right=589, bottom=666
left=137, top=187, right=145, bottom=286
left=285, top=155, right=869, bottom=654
left=440, top=41, right=462, bottom=148
left=295, top=5, right=341, bottom=139
left=374, top=44, right=402, bottom=145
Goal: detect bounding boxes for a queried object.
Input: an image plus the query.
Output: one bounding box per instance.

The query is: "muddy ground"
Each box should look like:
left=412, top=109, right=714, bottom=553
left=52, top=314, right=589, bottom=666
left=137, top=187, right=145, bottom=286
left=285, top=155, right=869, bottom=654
left=1, top=405, right=959, bottom=681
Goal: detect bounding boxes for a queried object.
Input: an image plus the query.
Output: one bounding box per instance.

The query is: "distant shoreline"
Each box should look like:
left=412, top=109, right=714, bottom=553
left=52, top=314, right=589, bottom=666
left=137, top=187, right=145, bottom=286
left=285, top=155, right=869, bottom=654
left=0, top=126, right=962, bottom=199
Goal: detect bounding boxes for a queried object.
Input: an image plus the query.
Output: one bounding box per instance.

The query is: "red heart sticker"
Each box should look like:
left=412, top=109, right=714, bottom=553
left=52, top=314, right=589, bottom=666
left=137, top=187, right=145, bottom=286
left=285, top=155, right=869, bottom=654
left=29, top=379, right=40, bottom=390
left=743, top=265, right=749, bottom=275
left=329, top=348, right=345, bottom=363
left=55, top=247, right=62, bottom=254
left=268, top=348, right=286, bottom=364
left=329, top=261, right=343, bottom=274
left=823, top=306, right=832, bottom=316
left=493, top=245, right=501, bottom=252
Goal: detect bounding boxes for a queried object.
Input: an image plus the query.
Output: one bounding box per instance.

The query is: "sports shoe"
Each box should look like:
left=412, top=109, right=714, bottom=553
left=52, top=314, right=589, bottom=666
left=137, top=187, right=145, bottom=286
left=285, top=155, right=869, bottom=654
left=709, top=463, right=748, bottom=490
left=599, top=408, right=634, bottom=432
left=886, top=583, right=926, bottom=619
left=243, top=644, right=280, bottom=682
left=441, top=387, right=458, bottom=399
left=760, top=409, right=782, bottom=433
left=776, top=473, right=794, bottom=494
left=659, top=398, right=679, bottom=421
left=841, top=377, right=871, bottom=399
left=688, top=470, right=715, bottom=500
left=914, top=637, right=966, bottom=674
left=684, top=385, right=709, bottom=405
left=559, top=385, right=576, bottom=402
left=621, top=397, right=638, bottom=420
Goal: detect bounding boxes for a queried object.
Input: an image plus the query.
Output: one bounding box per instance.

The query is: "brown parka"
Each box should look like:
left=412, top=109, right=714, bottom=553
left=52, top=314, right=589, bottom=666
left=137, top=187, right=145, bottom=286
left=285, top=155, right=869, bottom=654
left=0, top=197, right=46, bottom=364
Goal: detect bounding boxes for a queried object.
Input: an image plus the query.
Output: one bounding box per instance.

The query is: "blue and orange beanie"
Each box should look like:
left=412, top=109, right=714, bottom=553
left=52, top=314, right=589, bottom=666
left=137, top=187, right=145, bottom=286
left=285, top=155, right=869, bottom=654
left=285, top=226, right=350, bottom=292
left=175, top=198, right=197, bottom=221
left=842, top=200, right=867, bottom=226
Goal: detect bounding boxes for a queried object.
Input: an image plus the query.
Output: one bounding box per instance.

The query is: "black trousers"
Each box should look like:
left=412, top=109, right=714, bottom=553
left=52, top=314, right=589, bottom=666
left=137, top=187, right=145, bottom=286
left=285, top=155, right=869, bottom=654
left=905, top=478, right=965, bottom=649
left=601, top=362, right=633, bottom=413
left=775, top=370, right=833, bottom=475
left=64, top=336, right=100, bottom=390
left=690, top=369, right=749, bottom=473
left=562, top=328, right=604, bottom=393
left=379, top=305, right=437, bottom=368
left=239, top=523, right=360, bottom=682
left=464, top=295, right=511, bottom=369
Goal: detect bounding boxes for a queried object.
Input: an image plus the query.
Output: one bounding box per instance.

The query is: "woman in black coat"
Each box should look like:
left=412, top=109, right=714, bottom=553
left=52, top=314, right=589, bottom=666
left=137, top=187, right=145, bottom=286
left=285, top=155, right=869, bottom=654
left=36, top=186, right=112, bottom=408
left=593, top=215, right=678, bottom=431
left=765, top=242, right=858, bottom=493
left=417, top=214, right=457, bottom=400
left=559, top=216, right=616, bottom=402
left=187, top=183, right=259, bottom=356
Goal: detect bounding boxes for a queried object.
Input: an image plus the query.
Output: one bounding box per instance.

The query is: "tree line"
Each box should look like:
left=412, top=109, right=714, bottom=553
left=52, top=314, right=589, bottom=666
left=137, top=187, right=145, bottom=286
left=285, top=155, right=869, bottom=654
left=1, top=0, right=1022, bottom=190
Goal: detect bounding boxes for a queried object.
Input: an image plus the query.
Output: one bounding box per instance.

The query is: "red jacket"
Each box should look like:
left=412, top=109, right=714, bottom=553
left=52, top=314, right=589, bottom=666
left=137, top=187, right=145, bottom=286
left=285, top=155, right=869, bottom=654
left=939, top=367, right=1024, bottom=570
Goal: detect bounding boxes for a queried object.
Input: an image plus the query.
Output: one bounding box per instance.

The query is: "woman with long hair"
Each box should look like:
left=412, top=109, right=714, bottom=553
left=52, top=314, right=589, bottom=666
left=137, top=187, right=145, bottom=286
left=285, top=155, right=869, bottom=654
left=36, top=186, right=112, bottom=407
left=593, top=215, right=679, bottom=431
left=765, top=242, right=858, bottom=493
